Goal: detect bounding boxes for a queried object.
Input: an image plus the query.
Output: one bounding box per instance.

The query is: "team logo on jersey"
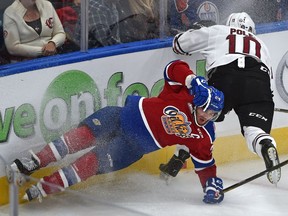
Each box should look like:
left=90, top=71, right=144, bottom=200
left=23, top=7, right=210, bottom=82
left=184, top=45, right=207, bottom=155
left=92, top=118, right=101, bottom=125
left=3, top=30, right=8, bottom=38
left=161, top=106, right=192, bottom=138
left=45, top=17, right=54, bottom=29
left=197, top=1, right=220, bottom=24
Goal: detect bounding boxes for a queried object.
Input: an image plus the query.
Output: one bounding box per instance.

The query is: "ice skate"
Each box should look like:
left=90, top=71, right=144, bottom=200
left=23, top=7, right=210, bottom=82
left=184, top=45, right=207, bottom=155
left=6, top=163, right=27, bottom=186
left=23, top=183, right=46, bottom=202
left=6, top=151, right=40, bottom=186
left=260, top=139, right=281, bottom=184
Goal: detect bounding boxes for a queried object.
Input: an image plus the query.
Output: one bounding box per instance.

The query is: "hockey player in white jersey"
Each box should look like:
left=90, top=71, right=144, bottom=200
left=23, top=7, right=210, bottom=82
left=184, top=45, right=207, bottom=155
left=162, top=12, right=281, bottom=185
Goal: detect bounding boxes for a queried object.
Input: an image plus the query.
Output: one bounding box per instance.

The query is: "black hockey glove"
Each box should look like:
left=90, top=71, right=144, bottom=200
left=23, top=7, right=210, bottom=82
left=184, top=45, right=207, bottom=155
left=159, top=149, right=190, bottom=178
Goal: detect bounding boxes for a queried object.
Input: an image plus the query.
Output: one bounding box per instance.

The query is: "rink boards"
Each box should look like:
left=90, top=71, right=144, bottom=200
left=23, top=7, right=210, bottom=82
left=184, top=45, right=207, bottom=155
left=0, top=28, right=288, bottom=206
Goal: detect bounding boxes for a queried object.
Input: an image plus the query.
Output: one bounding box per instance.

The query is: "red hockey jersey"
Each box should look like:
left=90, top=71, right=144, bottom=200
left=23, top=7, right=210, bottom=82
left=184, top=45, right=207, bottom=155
left=141, top=60, right=217, bottom=186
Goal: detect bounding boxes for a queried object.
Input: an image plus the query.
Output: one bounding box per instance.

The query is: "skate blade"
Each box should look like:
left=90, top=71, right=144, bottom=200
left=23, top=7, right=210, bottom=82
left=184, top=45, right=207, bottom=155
left=267, top=168, right=281, bottom=185
left=5, top=165, right=28, bottom=186
left=267, top=148, right=281, bottom=185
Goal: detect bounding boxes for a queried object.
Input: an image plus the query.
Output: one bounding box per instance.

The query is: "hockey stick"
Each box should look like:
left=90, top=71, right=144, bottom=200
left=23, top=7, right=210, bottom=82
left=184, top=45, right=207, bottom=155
left=274, top=108, right=288, bottom=113
left=223, top=158, right=288, bottom=193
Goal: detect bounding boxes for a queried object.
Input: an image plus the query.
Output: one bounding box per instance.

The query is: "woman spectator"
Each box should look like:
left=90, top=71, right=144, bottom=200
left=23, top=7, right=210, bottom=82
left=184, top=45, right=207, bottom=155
left=3, top=0, right=66, bottom=63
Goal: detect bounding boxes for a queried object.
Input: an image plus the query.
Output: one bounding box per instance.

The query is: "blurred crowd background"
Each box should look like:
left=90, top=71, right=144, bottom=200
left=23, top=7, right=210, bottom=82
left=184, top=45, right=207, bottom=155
left=1, top=0, right=287, bottom=66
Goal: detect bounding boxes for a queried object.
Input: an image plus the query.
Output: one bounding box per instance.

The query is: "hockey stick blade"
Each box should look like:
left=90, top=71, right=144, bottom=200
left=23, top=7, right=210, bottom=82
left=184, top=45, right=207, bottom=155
left=223, top=158, right=288, bottom=193
left=274, top=108, right=288, bottom=113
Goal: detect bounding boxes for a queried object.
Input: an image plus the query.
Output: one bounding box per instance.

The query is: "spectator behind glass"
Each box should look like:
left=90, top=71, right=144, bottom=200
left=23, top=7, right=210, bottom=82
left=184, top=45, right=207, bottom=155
left=3, top=0, right=66, bottom=63
left=168, top=0, right=221, bottom=34
left=117, top=0, right=159, bottom=43
left=71, top=0, right=121, bottom=49
left=49, top=0, right=80, bottom=52
left=0, top=32, right=10, bottom=65
left=1, top=1, right=11, bottom=65
left=276, top=0, right=288, bottom=21
left=54, top=0, right=79, bottom=36
left=168, top=0, right=198, bottom=33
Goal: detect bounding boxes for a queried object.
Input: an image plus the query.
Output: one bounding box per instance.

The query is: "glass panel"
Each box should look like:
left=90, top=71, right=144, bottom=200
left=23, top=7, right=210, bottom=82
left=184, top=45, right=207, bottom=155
left=1, top=1, right=288, bottom=67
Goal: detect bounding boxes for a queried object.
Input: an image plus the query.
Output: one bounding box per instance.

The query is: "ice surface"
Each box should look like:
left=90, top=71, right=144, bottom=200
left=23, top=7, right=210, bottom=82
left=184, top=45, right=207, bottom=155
left=1, top=155, right=288, bottom=216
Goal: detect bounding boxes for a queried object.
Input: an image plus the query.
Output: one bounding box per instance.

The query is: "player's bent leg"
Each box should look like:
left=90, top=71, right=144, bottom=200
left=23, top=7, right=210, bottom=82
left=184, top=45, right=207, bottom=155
left=23, top=151, right=98, bottom=202
left=23, top=136, right=144, bottom=202
left=36, top=125, right=96, bottom=168
left=7, top=125, right=96, bottom=186
left=243, top=126, right=281, bottom=184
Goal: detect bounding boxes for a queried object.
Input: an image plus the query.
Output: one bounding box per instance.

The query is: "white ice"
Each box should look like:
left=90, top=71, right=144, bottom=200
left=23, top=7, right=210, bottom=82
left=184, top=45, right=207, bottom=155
left=1, top=155, right=288, bottom=216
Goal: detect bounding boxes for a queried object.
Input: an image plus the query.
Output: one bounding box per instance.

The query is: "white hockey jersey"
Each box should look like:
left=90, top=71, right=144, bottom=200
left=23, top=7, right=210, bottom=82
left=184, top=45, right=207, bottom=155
left=173, top=25, right=272, bottom=75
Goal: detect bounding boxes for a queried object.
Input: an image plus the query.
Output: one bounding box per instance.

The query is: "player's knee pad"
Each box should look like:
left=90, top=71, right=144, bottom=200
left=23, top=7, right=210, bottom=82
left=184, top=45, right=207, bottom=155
left=243, top=126, right=276, bottom=158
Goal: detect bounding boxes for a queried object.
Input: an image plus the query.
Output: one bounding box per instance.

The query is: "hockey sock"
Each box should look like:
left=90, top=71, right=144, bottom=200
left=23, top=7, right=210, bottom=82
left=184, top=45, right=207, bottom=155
left=41, top=151, right=98, bottom=195
left=36, top=144, right=58, bottom=168
left=36, top=125, right=95, bottom=167
left=196, top=165, right=217, bottom=188
left=64, top=125, right=95, bottom=153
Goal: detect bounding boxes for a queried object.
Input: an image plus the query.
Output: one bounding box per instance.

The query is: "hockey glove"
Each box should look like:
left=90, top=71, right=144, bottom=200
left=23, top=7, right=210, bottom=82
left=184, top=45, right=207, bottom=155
left=189, top=76, right=210, bottom=108
left=203, top=177, right=224, bottom=204
left=159, top=149, right=190, bottom=177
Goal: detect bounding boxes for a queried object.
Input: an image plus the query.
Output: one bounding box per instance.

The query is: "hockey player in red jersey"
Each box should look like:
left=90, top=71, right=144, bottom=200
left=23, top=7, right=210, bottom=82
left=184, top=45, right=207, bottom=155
left=166, top=12, right=281, bottom=185
left=7, top=59, right=225, bottom=204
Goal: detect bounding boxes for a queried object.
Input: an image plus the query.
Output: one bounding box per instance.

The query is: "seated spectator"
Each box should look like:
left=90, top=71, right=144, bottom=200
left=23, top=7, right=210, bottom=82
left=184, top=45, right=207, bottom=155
left=49, top=0, right=80, bottom=52
left=55, top=0, right=79, bottom=35
left=3, top=0, right=66, bottom=63
left=117, top=0, right=159, bottom=43
left=168, top=0, right=198, bottom=33
left=0, top=21, right=9, bottom=65
left=168, top=0, right=220, bottom=34
left=0, top=32, right=10, bottom=65
left=0, top=6, right=10, bottom=65
left=70, top=0, right=159, bottom=49
left=71, top=0, right=121, bottom=49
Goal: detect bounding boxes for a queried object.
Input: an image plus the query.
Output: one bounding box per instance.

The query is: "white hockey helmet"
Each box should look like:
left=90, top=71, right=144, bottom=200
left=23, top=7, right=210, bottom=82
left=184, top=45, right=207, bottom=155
left=226, top=12, right=256, bottom=34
